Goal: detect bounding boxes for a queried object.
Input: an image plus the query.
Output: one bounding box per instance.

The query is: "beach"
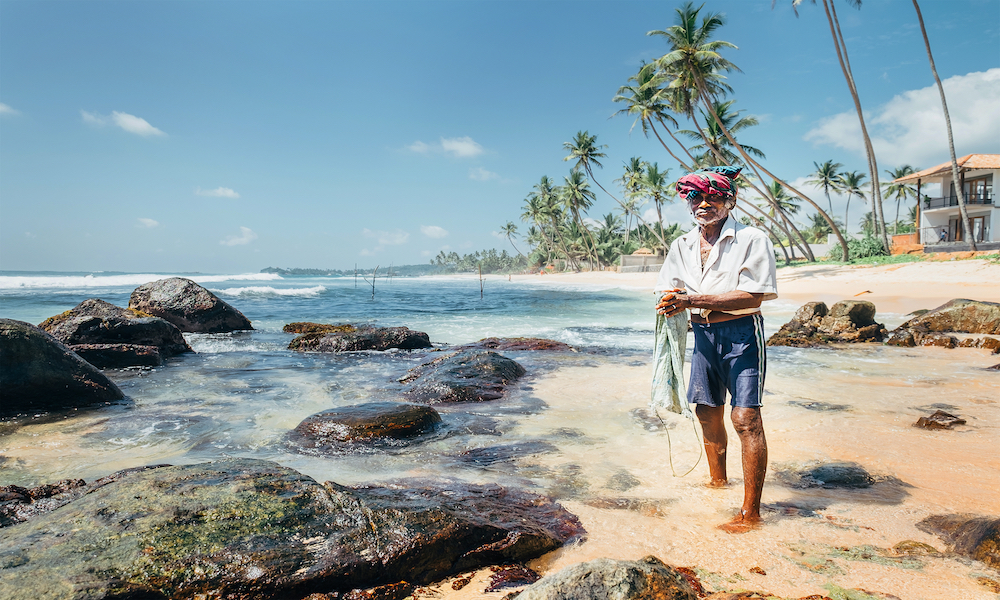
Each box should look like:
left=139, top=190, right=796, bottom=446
left=422, top=259, right=1000, bottom=599
left=1, top=260, right=999, bottom=599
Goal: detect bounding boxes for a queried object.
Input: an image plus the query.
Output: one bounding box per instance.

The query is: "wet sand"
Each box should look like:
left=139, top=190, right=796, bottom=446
left=425, top=259, right=1000, bottom=599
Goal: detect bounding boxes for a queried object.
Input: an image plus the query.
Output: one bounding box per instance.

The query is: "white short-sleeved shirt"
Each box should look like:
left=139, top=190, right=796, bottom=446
left=655, top=215, right=777, bottom=313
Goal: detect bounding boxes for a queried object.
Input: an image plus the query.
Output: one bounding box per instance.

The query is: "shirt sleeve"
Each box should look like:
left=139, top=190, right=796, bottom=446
left=655, top=242, right=686, bottom=293
left=736, top=232, right=778, bottom=300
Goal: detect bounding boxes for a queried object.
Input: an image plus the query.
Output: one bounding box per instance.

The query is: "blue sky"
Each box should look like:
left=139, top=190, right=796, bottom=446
left=2, top=0, right=998, bottom=273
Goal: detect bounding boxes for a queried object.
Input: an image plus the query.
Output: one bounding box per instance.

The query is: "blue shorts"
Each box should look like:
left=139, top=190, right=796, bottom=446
left=688, top=314, right=766, bottom=409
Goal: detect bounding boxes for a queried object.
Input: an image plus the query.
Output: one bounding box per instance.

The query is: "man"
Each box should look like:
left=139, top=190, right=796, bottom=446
left=655, top=166, right=777, bottom=534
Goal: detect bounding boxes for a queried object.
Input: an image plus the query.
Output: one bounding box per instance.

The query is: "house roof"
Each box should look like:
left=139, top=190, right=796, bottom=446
left=893, top=154, right=1000, bottom=183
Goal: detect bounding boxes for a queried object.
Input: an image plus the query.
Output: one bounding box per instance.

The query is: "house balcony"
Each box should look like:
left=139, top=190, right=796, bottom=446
left=923, top=193, right=993, bottom=210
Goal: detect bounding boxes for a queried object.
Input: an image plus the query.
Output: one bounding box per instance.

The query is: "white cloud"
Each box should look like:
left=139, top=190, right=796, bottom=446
left=420, top=225, right=449, bottom=239
left=805, top=69, right=1000, bottom=169
left=137, top=218, right=159, bottom=228
left=362, top=228, right=409, bottom=245
left=24, top=231, right=35, bottom=238
left=0, top=103, right=20, bottom=116
left=406, top=136, right=485, bottom=158
left=220, top=226, right=257, bottom=246
left=441, top=136, right=483, bottom=158
left=196, top=186, right=240, bottom=199
left=81, top=110, right=166, bottom=137
left=469, top=167, right=499, bottom=181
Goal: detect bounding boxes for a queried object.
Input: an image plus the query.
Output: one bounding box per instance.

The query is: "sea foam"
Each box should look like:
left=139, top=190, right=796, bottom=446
left=210, top=286, right=326, bottom=298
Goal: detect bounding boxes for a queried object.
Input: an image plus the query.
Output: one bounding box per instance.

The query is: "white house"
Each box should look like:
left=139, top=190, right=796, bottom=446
left=894, top=154, right=999, bottom=247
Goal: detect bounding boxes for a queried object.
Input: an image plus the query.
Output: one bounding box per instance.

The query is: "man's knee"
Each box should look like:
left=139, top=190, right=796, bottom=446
left=730, top=407, right=764, bottom=437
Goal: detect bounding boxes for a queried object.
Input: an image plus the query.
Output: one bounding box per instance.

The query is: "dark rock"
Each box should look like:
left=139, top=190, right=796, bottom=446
left=885, top=329, right=916, bottom=347
left=958, top=336, right=1000, bottom=353
left=914, top=410, right=966, bottom=430
left=918, top=332, right=957, bottom=348
left=604, top=469, right=642, bottom=491
left=401, top=350, right=526, bottom=404
left=486, top=564, right=540, bottom=592
left=0, top=319, right=126, bottom=417
left=515, top=555, right=697, bottom=600
left=781, top=462, right=876, bottom=489
left=39, top=298, right=192, bottom=360
left=788, top=400, right=850, bottom=412
left=0, top=459, right=584, bottom=599
left=454, top=441, right=558, bottom=467
left=290, top=402, right=442, bottom=451
left=768, top=301, right=887, bottom=347
left=129, top=277, right=253, bottom=333
left=917, top=514, right=1000, bottom=568
left=461, top=337, right=574, bottom=352
left=289, top=325, right=431, bottom=352
left=898, top=299, right=1000, bottom=335
left=68, top=343, right=162, bottom=368
left=284, top=322, right=355, bottom=334
left=989, top=363, right=1000, bottom=371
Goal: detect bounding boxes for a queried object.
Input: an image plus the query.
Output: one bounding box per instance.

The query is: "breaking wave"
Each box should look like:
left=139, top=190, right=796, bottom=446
left=210, top=286, right=326, bottom=298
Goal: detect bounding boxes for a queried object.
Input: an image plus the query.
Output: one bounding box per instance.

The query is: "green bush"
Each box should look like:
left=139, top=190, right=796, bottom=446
left=825, top=235, right=889, bottom=262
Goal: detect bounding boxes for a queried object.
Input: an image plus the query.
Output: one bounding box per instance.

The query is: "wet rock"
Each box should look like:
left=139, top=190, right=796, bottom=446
left=284, top=322, right=355, bottom=334
left=486, top=564, right=541, bottom=592
left=39, top=298, right=192, bottom=360
left=884, top=328, right=916, bottom=347
left=289, top=402, right=442, bottom=451
left=515, top=555, right=697, bottom=600
left=289, top=325, right=431, bottom=352
left=401, top=350, right=526, bottom=404
left=898, top=299, right=1000, bottom=335
left=989, top=363, right=1000, bottom=371
left=0, top=459, right=585, bottom=599
left=917, top=514, right=1000, bottom=568
left=958, top=336, right=1000, bottom=353
left=768, top=301, right=887, bottom=347
left=914, top=410, right=966, bottom=430
left=604, top=469, right=642, bottom=491
left=788, top=400, right=850, bottom=412
left=918, top=332, right=957, bottom=348
left=129, top=277, right=253, bottom=333
left=68, top=343, right=163, bottom=368
left=0, top=319, right=126, bottom=417
left=891, top=540, right=942, bottom=556
left=583, top=498, right=672, bottom=518
left=460, top=337, right=574, bottom=352
left=454, top=441, right=558, bottom=467
left=780, top=462, right=876, bottom=489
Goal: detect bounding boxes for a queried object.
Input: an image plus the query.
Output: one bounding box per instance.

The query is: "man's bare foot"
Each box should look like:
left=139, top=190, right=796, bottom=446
left=717, top=510, right=761, bottom=534
left=705, top=478, right=728, bottom=489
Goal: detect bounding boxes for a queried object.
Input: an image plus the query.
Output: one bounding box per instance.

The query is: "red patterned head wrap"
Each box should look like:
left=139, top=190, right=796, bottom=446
left=675, top=166, right=742, bottom=203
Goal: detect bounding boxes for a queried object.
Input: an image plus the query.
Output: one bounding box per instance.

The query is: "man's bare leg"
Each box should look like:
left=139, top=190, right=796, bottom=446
left=718, top=406, right=767, bottom=533
left=695, top=404, right=728, bottom=487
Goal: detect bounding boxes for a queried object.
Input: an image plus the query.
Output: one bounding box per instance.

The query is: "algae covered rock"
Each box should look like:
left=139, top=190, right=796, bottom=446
left=0, top=318, right=125, bottom=417
left=917, top=514, right=1000, bottom=568
left=289, top=325, right=431, bottom=352
left=0, top=459, right=584, bottom=600
left=39, top=298, right=192, bottom=360
left=401, top=350, right=526, bottom=404
left=515, top=555, right=697, bottom=600
left=768, top=300, right=887, bottom=347
left=289, top=402, right=442, bottom=452
left=129, top=277, right=253, bottom=333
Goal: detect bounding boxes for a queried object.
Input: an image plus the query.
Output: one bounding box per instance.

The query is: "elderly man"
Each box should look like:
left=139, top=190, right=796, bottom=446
left=655, top=166, right=777, bottom=533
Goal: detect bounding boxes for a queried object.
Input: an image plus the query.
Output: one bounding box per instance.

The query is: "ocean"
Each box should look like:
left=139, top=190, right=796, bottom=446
left=3, top=271, right=999, bottom=598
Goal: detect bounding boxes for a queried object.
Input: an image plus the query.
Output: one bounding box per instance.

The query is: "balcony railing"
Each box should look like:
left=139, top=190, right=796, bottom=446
left=923, top=193, right=993, bottom=209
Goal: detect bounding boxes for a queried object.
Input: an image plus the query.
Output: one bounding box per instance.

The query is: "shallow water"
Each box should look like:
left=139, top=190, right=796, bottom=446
left=2, top=272, right=998, bottom=598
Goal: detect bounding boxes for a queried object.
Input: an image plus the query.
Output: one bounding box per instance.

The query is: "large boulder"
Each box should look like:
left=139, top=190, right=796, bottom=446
left=400, top=350, right=526, bottom=404
left=0, top=459, right=585, bottom=600
left=39, top=298, right=192, bottom=362
left=129, top=277, right=253, bottom=333
left=289, top=325, right=431, bottom=352
left=289, top=402, right=442, bottom=452
left=888, top=299, right=1000, bottom=349
left=768, top=300, right=887, bottom=347
left=917, top=514, right=1000, bottom=568
left=515, top=555, right=697, bottom=600
left=899, top=299, right=1000, bottom=335
left=0, top=319, right=125, bottom=417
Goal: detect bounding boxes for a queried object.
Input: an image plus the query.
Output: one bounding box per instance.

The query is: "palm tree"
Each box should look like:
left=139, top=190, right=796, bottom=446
left=613, top=63, right=696, bottom=168
left=499, top=221, right=524, bottom=261
left=679, top=99, right=766, bottom=167
left=560, top=170, right=601, bottom=269
left=527, top=176, right=578, bottom=271
left=650, top=2, right=846, bottom=261
left=910, top=0, right=975, bottom=250
left=804, top=212, right=841, bottom=243
left=788, top=0, right=890, bottom=252
left=640, top=163, right=674, bottom=253
left=806, top=160, right=844, bottom=215
left=839, top=170, right=867, bottom=237
left=882, top=166, right=917, bottom=235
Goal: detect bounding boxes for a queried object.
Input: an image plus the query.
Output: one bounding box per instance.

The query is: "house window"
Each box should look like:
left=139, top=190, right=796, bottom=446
left=954, top=175, right=993, bottom=204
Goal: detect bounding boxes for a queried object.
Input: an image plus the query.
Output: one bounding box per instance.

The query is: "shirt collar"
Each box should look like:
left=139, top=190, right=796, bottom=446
left=686, top=213, right=737, bottom=246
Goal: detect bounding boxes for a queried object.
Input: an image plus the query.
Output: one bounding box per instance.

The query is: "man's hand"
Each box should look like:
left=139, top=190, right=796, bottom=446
left=656, top=288, right=689, bottom=318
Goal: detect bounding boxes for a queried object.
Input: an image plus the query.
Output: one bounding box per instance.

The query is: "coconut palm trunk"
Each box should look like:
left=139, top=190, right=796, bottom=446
left=822, top=0, right=890, bottom=252
left=738, top=207, right=791, bottom=265
left=911, top=0, right=976, bottom=250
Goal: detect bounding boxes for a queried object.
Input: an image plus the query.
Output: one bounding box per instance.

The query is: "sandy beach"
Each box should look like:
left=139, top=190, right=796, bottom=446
left=420, top=259, right=1000, bottom=600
